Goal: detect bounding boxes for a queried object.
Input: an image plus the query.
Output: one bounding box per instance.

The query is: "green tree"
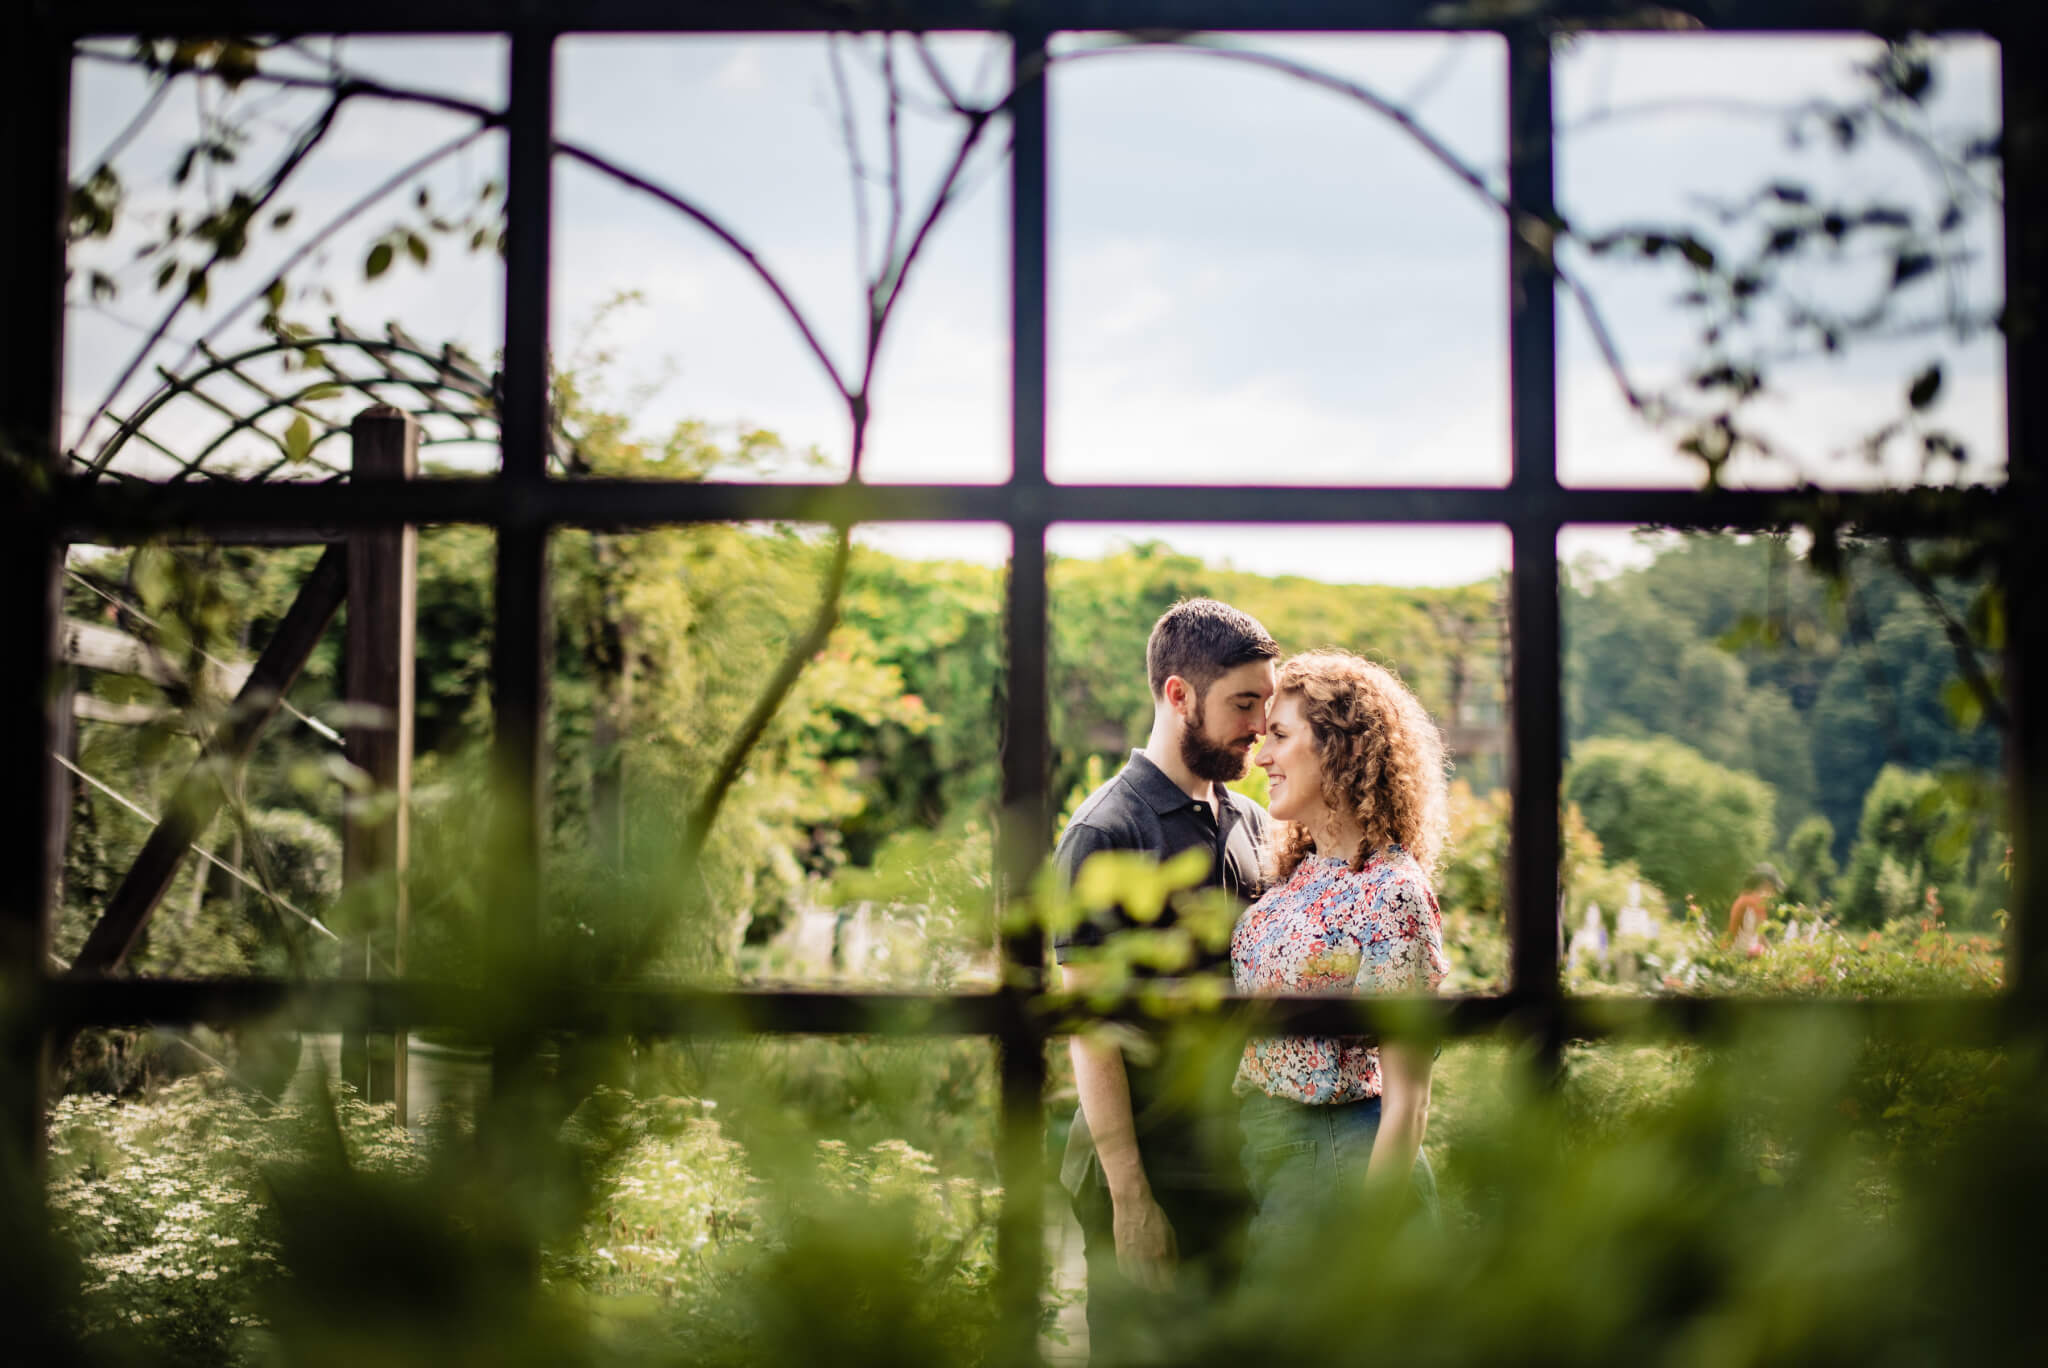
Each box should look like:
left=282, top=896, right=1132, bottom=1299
left=1778, top=815, right=1839, bottom=910
left=1566, top=537, right=1820, bottom=838
left=1835, top=766, right=1977, bottom=927
left=1809, top=600, right=2003, bottom=856
left=1564, top=736, right=1776, bottom=911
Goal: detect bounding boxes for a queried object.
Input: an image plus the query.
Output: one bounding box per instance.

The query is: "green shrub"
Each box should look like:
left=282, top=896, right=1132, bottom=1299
left=46, top=1076, right=422, bottom=1366
left=1565, top=735, right=1776, bottom=910
left=1778, top=814, right=1839, bottom=909
left=1836, top=766, right=1973, bottom=926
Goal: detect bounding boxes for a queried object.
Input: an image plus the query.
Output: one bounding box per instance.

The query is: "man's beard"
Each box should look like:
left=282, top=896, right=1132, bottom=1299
left=1180, top=698, right=1251, bottom=783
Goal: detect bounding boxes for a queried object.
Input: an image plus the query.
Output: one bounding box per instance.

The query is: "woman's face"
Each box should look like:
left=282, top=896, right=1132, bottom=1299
left=1255, top=692, right=1326, bottom=828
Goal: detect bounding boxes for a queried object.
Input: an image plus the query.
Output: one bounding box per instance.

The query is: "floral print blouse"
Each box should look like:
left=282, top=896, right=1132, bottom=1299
left=1230, top=846, right=1448, bottom=1104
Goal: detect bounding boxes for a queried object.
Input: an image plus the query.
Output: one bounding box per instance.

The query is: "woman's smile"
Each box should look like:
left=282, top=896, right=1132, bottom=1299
left=1256, top=693, right=1326, bottom=826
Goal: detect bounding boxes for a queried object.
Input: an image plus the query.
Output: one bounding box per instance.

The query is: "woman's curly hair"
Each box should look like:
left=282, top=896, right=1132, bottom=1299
left=1264, top=650, right=1450, bottom=885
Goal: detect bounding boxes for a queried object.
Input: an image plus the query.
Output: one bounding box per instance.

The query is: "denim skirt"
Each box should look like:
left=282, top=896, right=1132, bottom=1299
left=1237, top=1089, right=1438, bottom=1282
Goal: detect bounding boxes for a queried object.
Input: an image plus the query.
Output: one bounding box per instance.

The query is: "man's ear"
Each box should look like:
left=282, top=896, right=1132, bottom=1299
left=1162, top=674, right=1195, bottom=718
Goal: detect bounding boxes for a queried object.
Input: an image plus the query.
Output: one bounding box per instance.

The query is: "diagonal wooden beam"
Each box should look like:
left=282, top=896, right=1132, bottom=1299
left=69, top=543, right=347, bottom=976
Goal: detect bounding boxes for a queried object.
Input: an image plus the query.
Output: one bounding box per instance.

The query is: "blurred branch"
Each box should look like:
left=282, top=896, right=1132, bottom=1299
left=826, top=35, right=876, bottom=286
left=73, top=46, right=504, bottom=126
left=910, top=34, right=971, bottom=116
left=882, top=40, right=907, bottom=295
left=679, top=528, right=854, bottom=878
left=1885, top=537, right=2008, bottom=733
left=558, top=141, right=853, bottom=400
left=79, top=90, right=347, bottom=448
left=87, top=75, right=175, bottom=174
left=79, top=127, right=493, bottom=473
left=1055, top=34, right=1660, bottom=440
left=1563, top=94, right=2001, bottom=207
left=863, top=106, right=998, bottom=394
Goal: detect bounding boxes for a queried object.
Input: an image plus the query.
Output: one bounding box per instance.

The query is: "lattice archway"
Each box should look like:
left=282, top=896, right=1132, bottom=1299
left=74, top=319, right=582, bottom=483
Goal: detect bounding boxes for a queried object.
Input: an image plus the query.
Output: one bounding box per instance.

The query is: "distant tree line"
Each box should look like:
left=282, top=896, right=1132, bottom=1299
left=1563, top=534, right=2005, bottom=925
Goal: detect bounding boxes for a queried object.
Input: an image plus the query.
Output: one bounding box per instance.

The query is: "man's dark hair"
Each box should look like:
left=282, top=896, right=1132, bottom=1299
left=1146, top=598, right=1280, bottom=701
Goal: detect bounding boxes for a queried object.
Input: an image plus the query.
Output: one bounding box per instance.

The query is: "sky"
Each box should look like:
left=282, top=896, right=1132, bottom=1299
left=62, top=29, right=2004, bottom=588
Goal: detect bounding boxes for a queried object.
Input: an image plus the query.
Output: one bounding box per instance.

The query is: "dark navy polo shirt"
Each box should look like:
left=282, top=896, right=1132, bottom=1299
left=1052, top=750, right=1272, bottom=1189
left=1051, top=750, right=1272, bottom=970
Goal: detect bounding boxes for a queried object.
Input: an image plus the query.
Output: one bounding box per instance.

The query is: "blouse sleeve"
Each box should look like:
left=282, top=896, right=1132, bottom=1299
left=1353, top=866, right=1448, bottom=997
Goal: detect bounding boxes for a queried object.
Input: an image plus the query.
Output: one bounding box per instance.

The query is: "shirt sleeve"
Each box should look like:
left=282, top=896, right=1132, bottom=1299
left=1050, top=821, right=1119, bottom=963
left=1354, top=868, right=1449, bottom=997
left=1240, top=799, right=1274, bottom=897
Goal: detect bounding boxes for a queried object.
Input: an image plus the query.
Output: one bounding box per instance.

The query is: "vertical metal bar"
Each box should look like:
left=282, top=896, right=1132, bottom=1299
left=2001, top=17, right=2048, bottom=1012
left=995, top=26, right=1051, bottom=1367
left=491, top=29, right=555, bottom=1089
left=1505, top=27, right=1564, bottom=1053
left=0, top=16, right=70, bottom=1164
left=501, top=31, right=554, bottom=487
left=1009, top=27, right=1049, bottom=492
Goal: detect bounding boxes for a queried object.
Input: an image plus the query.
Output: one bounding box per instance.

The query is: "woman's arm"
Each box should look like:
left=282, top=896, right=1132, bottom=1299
left=1356, top=868, right=1443, bottom=1196
left=1364, top=1037, right=1433, bottom=1195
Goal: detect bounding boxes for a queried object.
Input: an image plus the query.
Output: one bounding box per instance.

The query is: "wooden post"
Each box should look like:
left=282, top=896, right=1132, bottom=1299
left=341, top=406, right=417, bottom=1122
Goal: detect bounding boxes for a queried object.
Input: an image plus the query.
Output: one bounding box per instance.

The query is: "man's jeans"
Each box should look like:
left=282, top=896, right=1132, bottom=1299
left=1236, top=1089, right=1439, bottom=1286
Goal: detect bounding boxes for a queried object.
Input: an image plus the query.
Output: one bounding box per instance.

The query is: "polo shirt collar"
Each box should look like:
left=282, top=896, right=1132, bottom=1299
left=1123, top=750, right=1223, bottom=816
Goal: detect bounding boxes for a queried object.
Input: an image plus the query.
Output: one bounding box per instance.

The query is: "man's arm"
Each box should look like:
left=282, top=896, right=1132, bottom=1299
left=1065, top=962, right=1177, bottom=1290
left=1054, top=823, right=1178, bottom=1290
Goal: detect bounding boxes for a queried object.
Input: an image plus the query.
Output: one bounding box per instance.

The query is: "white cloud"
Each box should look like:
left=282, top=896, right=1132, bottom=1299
left=60, top=32, right=2010, bottom=585
left=713, top=44, right=766, bottom=92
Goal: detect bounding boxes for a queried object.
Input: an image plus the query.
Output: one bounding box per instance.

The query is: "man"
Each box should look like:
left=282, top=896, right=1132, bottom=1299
left=1054, top=598, right=1279, bottom=1360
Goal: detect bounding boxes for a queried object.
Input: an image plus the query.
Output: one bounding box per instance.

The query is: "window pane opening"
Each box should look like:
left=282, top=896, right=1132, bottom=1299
left=1048, top=33, right=1510, bottom=488
left=1558, top=525, right=2008, bottom=998
left=1555, top=34, right=2005, bottom=492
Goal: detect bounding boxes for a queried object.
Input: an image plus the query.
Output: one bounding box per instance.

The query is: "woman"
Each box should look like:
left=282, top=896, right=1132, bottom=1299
left=1230, top=650, right=1450, bottom=1275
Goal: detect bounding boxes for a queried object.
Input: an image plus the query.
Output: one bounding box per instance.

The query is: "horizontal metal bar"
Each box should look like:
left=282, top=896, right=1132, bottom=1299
left=34, top=976, right=2018, bottom=1044
left=40, top=476, right=2011, bottom=539
left=40, top=977, right=1024, bottom=1037
left=54, top=0, right=2002, bottom=39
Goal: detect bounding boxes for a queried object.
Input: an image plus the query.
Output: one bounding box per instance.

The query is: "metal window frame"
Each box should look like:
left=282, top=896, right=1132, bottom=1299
left=5, top=2, right=2042, bottom=1357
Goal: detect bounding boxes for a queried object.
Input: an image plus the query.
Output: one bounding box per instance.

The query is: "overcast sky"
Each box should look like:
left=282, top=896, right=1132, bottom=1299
left=64, top=30, right=2002, bottom=587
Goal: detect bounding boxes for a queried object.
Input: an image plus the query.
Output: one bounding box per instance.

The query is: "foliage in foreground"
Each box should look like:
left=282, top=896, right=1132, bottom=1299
left=38, top=1068, right=1001, bottom=1368
left=24, top=987, right=2040, bottom=1367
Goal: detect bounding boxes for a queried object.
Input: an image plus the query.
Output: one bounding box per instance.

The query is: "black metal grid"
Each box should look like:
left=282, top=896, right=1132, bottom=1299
left=5, top=3, right=2043, bottom=1358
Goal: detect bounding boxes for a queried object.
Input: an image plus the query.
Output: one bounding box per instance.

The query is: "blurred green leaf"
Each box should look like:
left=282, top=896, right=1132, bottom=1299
left=283, top=413, right=314, bottom=463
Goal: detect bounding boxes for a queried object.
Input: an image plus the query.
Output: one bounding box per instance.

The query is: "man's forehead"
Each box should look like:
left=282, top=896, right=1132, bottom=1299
left=1209, top=660, right=1278, bottom=698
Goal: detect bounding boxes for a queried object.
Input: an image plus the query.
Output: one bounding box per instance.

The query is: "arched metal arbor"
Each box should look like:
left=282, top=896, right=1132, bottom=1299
left=75, top=320, right=582, bottom=485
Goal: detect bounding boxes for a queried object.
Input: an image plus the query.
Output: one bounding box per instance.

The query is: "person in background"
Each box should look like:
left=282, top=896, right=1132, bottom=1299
left=1054, top=598, right=1279, bottom=1361
left=1724, top=863, right=1785, bottom=952
left=1230, top=650, right=1450, bottom=1281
